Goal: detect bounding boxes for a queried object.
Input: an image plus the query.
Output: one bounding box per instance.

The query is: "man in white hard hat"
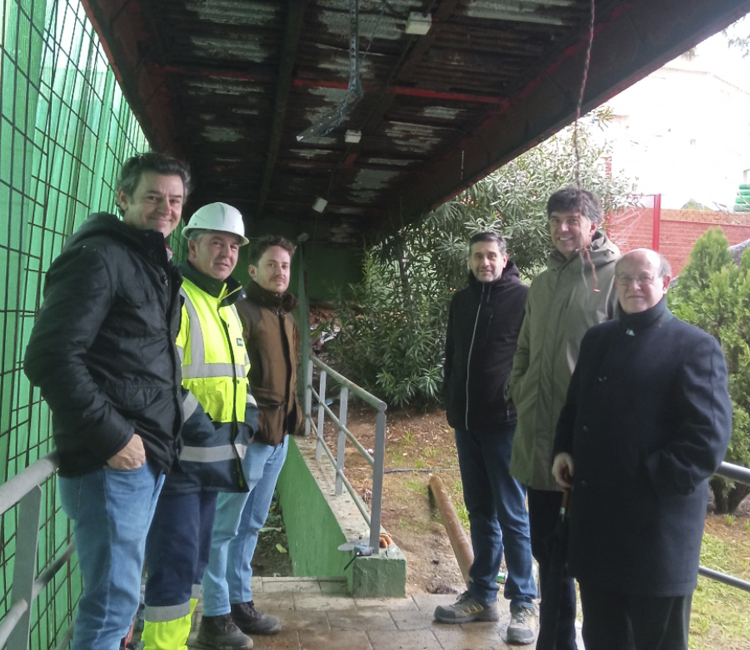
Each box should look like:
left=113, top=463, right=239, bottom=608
left=142, top=203, right=258, bottom=650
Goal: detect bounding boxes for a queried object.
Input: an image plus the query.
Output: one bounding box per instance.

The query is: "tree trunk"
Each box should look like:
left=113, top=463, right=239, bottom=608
left=727, top=484, right=750, bottom=514
left=710, top=477, right=750, bottom=514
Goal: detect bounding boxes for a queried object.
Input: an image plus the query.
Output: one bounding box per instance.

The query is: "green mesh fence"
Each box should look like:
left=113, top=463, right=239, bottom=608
left=0, top=1, right=185, bottom=647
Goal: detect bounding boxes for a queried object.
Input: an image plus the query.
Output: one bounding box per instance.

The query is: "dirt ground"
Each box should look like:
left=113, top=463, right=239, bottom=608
left=318, top=401, right=467, bottom=595
left=251, top=494, right=294, bottom=577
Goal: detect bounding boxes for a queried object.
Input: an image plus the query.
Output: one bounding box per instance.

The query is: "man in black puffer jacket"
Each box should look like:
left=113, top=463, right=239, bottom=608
left=435, top=232, right=537, bottom=645
left=24, top=152, right=190, bottom=650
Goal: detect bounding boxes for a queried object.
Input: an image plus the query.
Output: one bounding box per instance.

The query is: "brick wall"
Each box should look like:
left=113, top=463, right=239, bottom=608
left=606, top=207, right=750, bottom=275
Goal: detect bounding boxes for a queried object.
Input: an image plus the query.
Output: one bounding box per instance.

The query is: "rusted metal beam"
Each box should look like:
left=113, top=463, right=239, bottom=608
left=294, top=78, right=506, bottom=104
left=256, top=0, right=309, bottom=218
left=79, top=0, right=182, bottom=158
left=360, top=0, right=463, bottom=134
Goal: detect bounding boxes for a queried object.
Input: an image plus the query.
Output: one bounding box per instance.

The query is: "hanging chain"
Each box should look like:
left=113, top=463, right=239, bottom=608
left=574, top=0, right=596, bottom=192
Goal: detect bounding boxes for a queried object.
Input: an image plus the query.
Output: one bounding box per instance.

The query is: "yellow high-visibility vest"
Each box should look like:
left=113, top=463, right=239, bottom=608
left=177, top=277, right=250, bottom=425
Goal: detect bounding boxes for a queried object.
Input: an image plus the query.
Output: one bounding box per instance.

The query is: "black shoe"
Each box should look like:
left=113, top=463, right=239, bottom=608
left=231, top=601, right=282, bottom=636
left=195, top=614, right=253, bottom=649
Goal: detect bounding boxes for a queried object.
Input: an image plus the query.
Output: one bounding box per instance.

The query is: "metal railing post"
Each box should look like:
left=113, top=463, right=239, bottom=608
left=315, top=370, right=327, bottom=462
left=369, top=407, right=386, bottom=553
left=296, top=241, right=311, bottom=416
left=304, top=359, right=313, bottom=437
left=335, top=387, right=348, bottom=496
left=303, top=357, right=388, bottom=554
left=8, top=486, right=42, bottom=650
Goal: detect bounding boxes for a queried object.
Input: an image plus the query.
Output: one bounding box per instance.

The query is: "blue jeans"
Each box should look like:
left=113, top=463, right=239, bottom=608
left=59, top=461, right=164, bottom=650
left=202, top=437, right=288, bottom=616
left=454, top=425, right=536, bottom=609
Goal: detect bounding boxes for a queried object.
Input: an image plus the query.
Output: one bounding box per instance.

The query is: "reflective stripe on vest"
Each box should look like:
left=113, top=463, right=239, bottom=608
left=183, top=391, right=200, bottom=422
left=144, top=602, right=191, bottom=622
left=180, top=443, right=247, bottom=463
left=180, top=291, right=246, bottom=380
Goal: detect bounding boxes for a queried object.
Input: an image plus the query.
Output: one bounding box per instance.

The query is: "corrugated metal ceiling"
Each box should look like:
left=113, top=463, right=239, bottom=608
left=82, top=0, right=750, bottom=245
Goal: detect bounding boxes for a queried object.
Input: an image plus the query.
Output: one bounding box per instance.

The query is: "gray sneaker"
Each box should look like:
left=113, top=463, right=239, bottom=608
left=433, top=591, right=500, bottom=624
left=506, top=605, right=537, bottom=645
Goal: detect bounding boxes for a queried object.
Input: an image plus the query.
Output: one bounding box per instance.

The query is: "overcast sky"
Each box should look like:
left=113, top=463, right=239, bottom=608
left=692, top=17, right=750, bottom=91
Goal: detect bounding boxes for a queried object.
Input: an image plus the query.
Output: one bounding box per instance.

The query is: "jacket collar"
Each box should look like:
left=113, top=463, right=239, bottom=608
left=180, top=262, right=245, bottom=306
left=467, top=259, right=522, bottom=295
left=618, top=296, right=672, bottom=334
left=548, top=231, right=619, bottom=271
left=68, top=212, right=171, bottom=262
left=244, top=279, right=298, bottom=313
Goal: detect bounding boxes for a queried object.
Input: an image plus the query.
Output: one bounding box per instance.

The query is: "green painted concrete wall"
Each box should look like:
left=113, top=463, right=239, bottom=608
left=276, top=437, right=407, bottom=598
left=276, top=437, right=350, bottom=579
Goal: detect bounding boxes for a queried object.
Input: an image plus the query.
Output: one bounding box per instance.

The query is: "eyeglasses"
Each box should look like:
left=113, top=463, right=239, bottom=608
left=614, top=274, right=657, bottom=287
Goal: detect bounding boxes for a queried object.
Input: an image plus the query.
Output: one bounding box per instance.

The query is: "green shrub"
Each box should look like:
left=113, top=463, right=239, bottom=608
left=669, top=228, right=750, bottom=514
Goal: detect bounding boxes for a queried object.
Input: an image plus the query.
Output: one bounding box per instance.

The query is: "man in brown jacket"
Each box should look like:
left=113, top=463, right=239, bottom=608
left=201, top=235, right=301, bottom=643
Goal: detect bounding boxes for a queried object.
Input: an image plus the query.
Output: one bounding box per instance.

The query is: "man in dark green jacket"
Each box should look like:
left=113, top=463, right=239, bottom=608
left=509, top=187, right=620, bottom=650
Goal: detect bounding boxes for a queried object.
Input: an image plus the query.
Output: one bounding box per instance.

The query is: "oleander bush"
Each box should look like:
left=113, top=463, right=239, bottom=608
left=328, top=110, right=637, bottom=407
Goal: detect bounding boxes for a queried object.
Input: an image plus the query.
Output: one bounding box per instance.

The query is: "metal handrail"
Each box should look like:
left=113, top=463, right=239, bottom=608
left=0, top=452, right=76, bottom=650
left=698, top=461, right=750, bottom=594
left=304, top=356, right=387, bottom=553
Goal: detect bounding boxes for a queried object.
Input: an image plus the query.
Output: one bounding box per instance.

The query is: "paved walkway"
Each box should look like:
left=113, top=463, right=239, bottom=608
left=188, top=577, right=583, bottom=650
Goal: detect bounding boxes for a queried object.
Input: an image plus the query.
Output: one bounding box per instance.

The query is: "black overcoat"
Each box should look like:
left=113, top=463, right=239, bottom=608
left=553, top=298, right=732, bottom=596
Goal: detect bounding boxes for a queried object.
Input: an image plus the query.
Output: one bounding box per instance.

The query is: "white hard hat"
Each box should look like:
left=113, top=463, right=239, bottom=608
left=182, top=202, right=249, bottom=245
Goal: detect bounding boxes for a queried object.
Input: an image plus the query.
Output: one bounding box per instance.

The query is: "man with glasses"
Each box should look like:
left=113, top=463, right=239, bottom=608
left=551, top=248, right=731, bottom=650
left=508, top=187, right=620, bottom=648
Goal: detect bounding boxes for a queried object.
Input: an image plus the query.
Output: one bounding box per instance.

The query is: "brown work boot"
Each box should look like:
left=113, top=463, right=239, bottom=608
left=195, top=614, right=253, bottom=649
left=231, top=601, right=282, bottom=635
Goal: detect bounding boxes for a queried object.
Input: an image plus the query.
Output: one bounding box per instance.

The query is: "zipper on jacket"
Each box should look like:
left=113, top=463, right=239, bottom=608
left=465, top=283, right=485, bottom=430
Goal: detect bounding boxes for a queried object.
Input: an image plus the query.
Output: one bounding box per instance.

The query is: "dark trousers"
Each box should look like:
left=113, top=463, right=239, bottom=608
left=454, top=426, right=536, bottom=609
left=527, top=487, right=578, bottom=650
left=580, top=583, right=691, bottom=650
left=145, top=490, right=218, bottom=611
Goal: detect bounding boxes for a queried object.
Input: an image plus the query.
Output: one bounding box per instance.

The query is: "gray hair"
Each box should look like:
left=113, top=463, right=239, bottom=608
left=468, top=232, right=507, bottom=256
left=187, top=228, right=210, bottom=244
